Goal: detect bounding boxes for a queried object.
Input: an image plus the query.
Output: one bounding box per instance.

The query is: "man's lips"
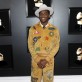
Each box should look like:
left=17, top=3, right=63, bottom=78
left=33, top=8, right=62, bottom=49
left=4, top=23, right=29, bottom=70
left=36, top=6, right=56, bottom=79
left=40, top=17, right=46, bottom=20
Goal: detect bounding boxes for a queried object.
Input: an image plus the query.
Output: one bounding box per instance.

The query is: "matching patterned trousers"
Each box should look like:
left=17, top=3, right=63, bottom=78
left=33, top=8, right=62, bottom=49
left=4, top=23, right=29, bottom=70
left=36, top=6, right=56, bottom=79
left=31, top=58, right=54, bottom=82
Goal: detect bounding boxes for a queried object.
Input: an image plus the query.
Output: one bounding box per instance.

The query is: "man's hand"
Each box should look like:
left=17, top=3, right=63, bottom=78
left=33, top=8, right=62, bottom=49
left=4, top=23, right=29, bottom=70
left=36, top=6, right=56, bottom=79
left=37, top=59, right=48, bottom=69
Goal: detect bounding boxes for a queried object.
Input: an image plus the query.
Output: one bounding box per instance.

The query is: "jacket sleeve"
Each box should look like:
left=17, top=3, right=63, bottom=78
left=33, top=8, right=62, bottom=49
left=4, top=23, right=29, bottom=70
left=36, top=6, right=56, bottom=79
left=28, top=27, right=36, bottom=58
left=45, top=28, right=60, bottom=61
left=28, top=27, right=42, bottom=63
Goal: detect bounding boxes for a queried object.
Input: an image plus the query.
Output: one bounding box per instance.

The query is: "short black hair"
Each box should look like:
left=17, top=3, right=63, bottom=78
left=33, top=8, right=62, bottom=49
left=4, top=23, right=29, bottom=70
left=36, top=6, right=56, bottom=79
left=46, top=10, right=50, bottom=14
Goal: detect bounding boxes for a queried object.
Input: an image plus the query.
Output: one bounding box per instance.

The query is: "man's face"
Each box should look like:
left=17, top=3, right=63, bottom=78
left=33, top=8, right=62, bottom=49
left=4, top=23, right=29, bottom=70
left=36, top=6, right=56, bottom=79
left=39, top=10, right=50, bottom=23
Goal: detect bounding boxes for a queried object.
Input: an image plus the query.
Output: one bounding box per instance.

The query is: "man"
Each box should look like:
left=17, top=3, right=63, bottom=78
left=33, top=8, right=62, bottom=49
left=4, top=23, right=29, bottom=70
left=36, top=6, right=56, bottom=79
left=28, top=4, right=60, bottom=82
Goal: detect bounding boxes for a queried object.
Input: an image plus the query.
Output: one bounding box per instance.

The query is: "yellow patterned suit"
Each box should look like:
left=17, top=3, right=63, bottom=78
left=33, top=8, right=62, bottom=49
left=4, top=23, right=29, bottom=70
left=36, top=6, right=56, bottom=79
left=28, top=22, right=60, bottom=82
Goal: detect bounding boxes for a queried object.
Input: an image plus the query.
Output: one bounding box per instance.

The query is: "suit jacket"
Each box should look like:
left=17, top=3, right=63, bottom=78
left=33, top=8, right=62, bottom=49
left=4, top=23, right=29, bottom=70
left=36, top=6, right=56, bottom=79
left=28, top=22, right=60, bottom=63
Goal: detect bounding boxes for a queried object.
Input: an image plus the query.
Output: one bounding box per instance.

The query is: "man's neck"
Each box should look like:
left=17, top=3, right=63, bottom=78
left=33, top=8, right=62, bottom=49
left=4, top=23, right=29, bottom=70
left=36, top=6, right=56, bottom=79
left=40, top=22, right=49, bottom=28
left=40, top=22, right=48, bottom=27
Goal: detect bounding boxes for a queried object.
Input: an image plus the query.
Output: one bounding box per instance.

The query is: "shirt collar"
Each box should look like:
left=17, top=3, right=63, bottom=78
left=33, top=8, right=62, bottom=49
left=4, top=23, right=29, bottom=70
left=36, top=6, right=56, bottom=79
left=40, top=22, right=49, bottom=28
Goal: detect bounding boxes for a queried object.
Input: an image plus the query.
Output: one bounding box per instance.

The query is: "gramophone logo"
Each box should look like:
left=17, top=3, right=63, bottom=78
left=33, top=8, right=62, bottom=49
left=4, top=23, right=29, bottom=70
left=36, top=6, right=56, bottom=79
left=76, top=12, right=82, bottom=25
left=0, top=53, right=4, bottom=61
left=0, top=19, right=2, bottom=26
left=76, top=47, right=82, bottom=61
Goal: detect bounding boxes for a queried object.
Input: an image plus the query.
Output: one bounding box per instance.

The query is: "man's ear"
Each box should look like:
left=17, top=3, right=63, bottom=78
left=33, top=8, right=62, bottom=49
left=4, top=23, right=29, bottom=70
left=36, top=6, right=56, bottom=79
left=49, top=15, right=50, bottom=17
left=49, top=15, right=51, bottom=18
